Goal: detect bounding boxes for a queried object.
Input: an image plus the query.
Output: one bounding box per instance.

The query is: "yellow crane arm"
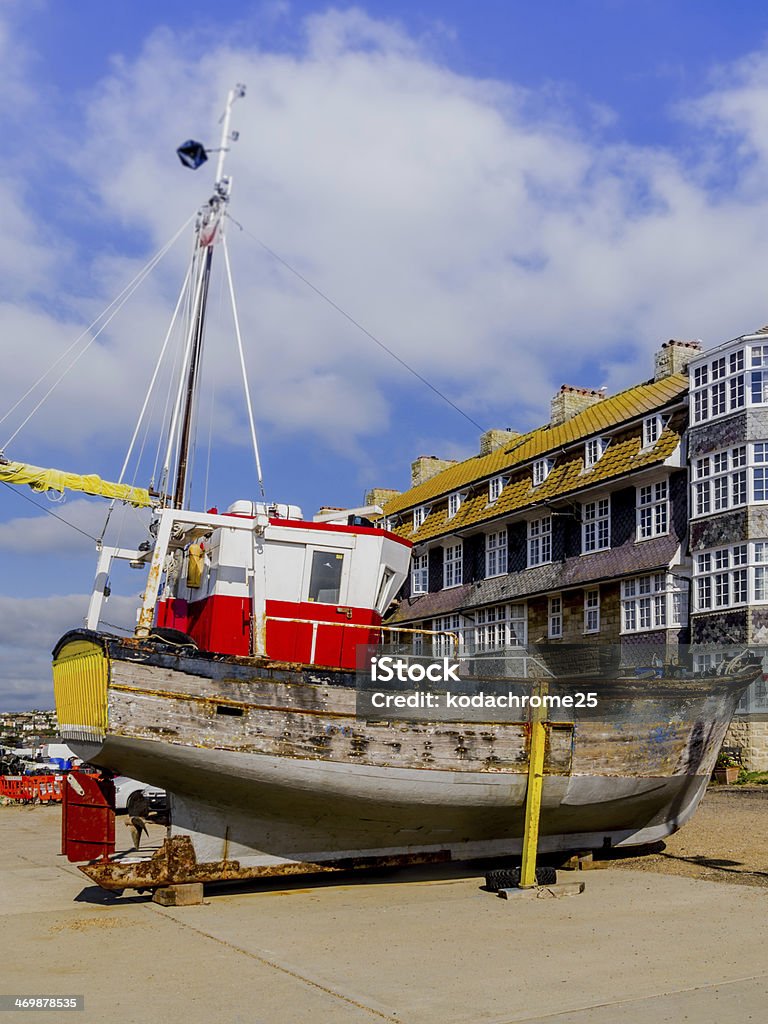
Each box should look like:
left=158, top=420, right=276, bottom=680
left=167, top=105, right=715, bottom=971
left=0, top=460, right=153, bottom=508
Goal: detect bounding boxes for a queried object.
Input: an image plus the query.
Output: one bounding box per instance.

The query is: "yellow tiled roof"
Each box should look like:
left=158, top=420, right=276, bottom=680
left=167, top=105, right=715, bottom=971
left=384, top=374, right=687, bottom=542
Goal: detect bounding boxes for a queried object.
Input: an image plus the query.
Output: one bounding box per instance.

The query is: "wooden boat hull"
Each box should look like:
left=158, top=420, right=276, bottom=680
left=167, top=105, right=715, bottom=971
left=52, top=630, right=752, bottom=884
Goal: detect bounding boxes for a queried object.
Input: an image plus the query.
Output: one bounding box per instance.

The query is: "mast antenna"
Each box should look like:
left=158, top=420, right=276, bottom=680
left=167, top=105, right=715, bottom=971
left=167, top=84, right=264, bottom=509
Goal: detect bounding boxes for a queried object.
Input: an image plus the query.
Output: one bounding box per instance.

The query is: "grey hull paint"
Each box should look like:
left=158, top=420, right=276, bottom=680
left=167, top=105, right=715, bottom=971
left=73, top=733, right=710, bottom=866
left=58, top=630, right=748, bottom=867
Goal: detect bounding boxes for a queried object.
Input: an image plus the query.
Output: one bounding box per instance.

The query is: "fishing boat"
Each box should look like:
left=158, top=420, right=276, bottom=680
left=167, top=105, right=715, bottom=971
left=3, top=88, right=761, bottom=890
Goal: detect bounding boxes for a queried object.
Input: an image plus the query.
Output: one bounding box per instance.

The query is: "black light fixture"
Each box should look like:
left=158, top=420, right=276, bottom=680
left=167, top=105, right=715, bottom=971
left=176, top=139, right=208, bottom=170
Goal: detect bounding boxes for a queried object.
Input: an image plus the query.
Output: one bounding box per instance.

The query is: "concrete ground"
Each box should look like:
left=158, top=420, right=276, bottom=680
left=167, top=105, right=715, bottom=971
left=2, top=804, right=768, bottom=1024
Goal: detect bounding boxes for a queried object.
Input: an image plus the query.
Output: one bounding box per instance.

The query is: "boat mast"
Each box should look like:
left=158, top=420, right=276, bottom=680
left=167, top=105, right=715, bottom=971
left=169, top=84, right=246, bottom=509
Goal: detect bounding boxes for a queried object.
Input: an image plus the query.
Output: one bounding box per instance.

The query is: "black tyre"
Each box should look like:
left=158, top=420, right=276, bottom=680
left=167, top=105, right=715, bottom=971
left=146, top=627, right=197, bottom=649
left=485, top=865, right=557, bottom=891
left=126, top=791, right=149, bottom=818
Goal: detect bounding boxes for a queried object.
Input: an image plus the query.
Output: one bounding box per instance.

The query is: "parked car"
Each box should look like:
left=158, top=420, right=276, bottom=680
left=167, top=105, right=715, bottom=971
left=113, top=776, right=167, bottom=817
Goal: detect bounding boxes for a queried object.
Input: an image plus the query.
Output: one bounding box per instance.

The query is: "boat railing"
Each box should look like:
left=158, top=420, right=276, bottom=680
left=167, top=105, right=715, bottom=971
left=263, top=615, right=462, bottom=665
left=263, top=615, right=556, bottom=676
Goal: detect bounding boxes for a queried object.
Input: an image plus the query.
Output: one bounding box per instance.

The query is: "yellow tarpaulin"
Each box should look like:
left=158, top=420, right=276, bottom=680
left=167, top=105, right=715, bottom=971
left=0, top=460, right=152, bottom=508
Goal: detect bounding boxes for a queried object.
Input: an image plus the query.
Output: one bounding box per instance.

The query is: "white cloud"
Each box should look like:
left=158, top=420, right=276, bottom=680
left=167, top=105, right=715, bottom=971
left=0, top=497, right=150, bottom=554
left=0, top=592, right=138, bottom=710
left=54, top=15, right=768, bottom=439
left=4, top=9, right=768, bottom=465
left=8, top=9, right=768, bottom=705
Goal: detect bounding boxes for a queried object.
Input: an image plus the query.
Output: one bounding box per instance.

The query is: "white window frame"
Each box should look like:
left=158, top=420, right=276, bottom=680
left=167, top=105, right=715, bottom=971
left=443, top=542, right=463, bottom=589
left=621, top=573, right=686, bottom=633
left=432, top=614, right=464, bottom=657
left=473, top=604, right=527, bottom=651
left=413, top=505, right=429, bottom=529
left=584, top=437, right=608, bottom=468
left=582, top=497, right=610, bottom=553
left=690, top=346, right=747, bottom=425
left=642, top=414, right=667, bottom=449
left=488, top=475, right=507, bottom=504
left=584, top=589, right=600, bottom=634
left=532, top=458, right=553, bottom=486
left=447, top=492, right=465, bottom=519
left=636, top=479, right=669, bottom=540
left=548, top=595, right=563, bottom=639
left=411, top=552, right=428, bottom=595
left=485, top=529, right=508, bottom=578
left=692, top=541, right=768, bottom=610
left=527, top=516, right=552, bottom=567
left=691, top=445, right=749, bottom=518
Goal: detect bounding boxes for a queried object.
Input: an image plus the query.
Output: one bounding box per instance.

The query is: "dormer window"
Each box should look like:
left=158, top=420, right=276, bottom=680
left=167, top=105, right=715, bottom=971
left=642, top=415, right=667, bottom=449
left=584, top=437, right=608, bottom=468
left=488, top=475, right=507, bottom=503
left=413, top=506, right=429, bottom=529
left=532, top=458, right=553, bottom=487
left=447, top=492, right=465, bottom=519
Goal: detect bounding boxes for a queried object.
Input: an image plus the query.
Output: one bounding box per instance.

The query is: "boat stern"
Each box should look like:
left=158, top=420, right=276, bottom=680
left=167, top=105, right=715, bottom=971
left=52, top=631, right=110, bottom=750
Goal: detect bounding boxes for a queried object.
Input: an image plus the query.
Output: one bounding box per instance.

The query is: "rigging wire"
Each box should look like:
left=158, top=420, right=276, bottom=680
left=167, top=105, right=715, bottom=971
left=0, top=480, right=99, bottom=542
left=0, top=215, right=195, bottom=452
left=222, top=234, right=265, bottom=497
left=225, top=214, right=488, bottom=434
left=203, top=374, right=216, bottom=512
left=97, top=261, right=195, bottom=545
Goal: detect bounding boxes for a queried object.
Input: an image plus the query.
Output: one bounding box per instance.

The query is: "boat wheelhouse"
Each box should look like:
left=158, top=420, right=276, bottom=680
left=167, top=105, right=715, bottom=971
left=87, top=501, right=411, bottom=668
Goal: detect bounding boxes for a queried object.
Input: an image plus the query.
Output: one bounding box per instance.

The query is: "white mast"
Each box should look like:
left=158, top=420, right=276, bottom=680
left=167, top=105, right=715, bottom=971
left=162, top=84, right=255, bottom=509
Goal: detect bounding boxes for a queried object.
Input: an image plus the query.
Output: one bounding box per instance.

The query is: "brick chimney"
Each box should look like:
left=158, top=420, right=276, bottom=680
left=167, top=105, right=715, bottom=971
left=364, top=487, right=401, bottom=508
left=411, top=455, right=458, bottom=487
left=479, top=428, right=521, bottom=455
left=550, top=385, right=605, bottom=427
left=654, top=339, right=703, bottom=381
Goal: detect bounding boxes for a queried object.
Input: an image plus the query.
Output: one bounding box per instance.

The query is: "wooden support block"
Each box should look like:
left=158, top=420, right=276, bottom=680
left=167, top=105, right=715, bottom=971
left=562, top=851, right=594, bottom=871
left=152, top=883, right=204, bottom=906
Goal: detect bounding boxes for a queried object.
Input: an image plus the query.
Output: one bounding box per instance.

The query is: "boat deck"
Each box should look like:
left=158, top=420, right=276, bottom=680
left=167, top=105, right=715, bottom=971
left=3, top=803, right=768, bottom=1024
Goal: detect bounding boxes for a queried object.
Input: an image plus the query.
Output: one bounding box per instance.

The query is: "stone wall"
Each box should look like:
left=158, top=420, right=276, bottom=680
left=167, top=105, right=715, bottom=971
left=723, top=714, right=768, bottom=771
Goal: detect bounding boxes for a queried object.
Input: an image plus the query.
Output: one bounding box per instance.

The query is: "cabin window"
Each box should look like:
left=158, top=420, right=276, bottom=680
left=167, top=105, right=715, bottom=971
left=376, top=568, right=396, bottom=612
left=308, top=550, right=344, bottom=603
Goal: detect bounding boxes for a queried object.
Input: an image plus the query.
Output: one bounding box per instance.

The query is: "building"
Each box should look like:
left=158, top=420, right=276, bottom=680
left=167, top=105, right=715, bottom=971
left=687, top=330, right=768, bottom=764
left=369, top=335, right=768, bottom=769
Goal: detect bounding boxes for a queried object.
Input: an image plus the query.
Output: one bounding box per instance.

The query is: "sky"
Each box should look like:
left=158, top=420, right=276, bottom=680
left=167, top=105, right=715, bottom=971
left=3, top=0, right=768, bottom=708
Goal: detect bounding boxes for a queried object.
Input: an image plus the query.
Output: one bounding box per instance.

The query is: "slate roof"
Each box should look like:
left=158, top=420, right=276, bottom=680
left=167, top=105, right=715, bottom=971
left=388, top=534, right=682, bottom=624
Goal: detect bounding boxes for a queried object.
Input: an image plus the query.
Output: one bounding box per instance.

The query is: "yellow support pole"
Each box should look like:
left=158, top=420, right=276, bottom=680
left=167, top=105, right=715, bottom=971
left=519, top=682, right=548, bottom=888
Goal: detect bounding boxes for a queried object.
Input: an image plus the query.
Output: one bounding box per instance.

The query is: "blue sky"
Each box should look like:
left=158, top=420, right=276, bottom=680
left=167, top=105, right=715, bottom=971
left=3, top=0, right=768, bottom=708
